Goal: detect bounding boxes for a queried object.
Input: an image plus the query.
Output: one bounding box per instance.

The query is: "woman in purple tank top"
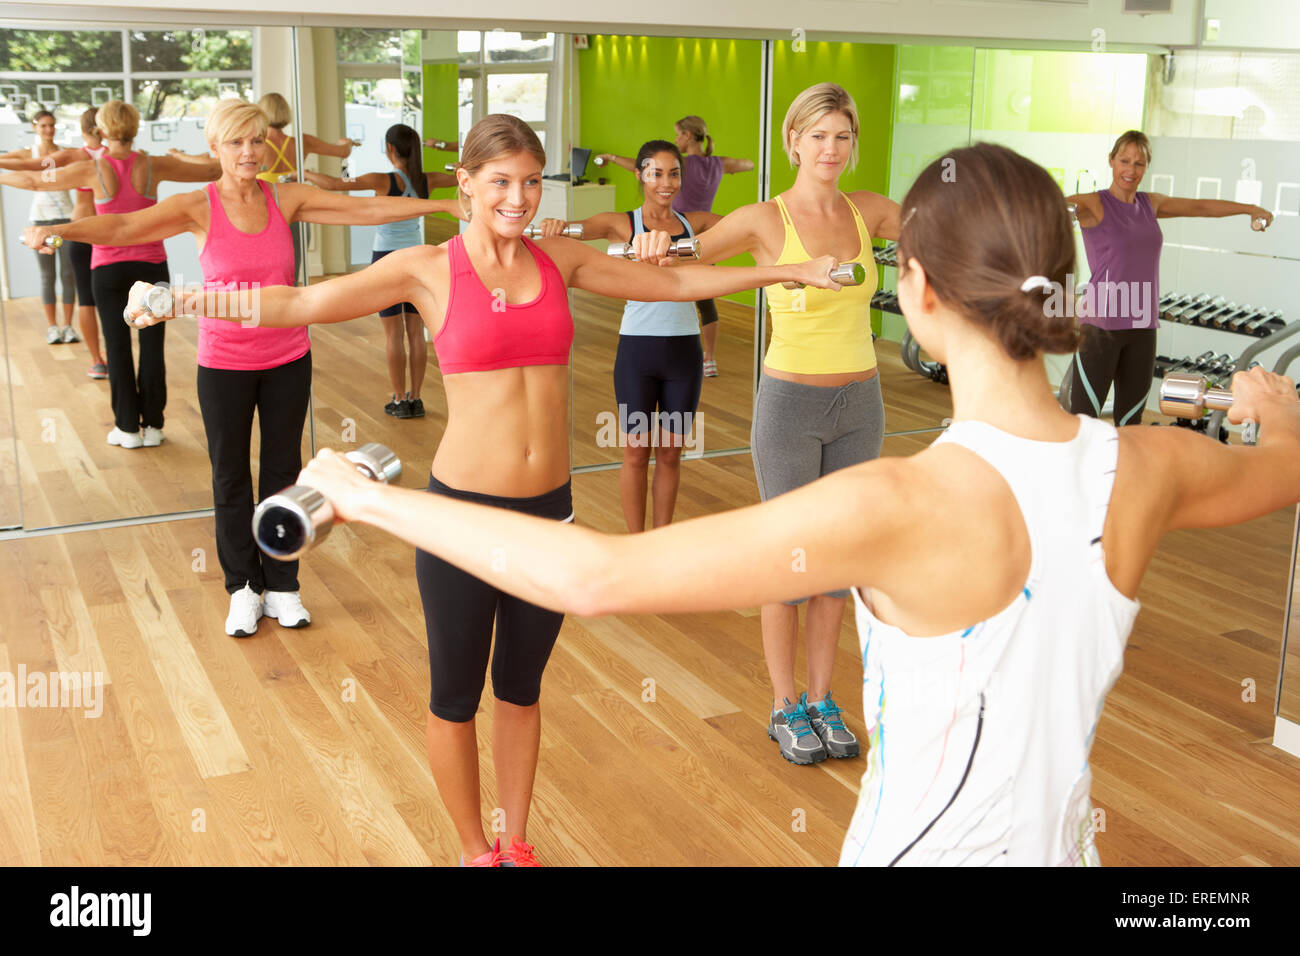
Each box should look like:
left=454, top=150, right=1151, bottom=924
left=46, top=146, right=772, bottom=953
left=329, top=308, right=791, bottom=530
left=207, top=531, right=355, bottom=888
left=1065, top=130, right=1272, bottom=426
left=598, top=114, right=755, bottom=376
left=26, top=99, right=463, bottom=640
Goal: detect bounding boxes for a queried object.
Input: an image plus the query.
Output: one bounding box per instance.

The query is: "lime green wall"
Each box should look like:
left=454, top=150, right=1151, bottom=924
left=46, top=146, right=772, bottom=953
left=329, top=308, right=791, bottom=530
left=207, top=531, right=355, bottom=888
left=770, top=42, right=897, bottom=198
left=971, top=50, right=1146, bottom=133
left=422, top=61, right=458, bottom=200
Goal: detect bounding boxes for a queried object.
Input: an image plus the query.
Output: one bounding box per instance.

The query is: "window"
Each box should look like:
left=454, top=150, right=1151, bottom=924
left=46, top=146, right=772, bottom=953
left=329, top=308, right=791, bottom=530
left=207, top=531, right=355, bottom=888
left=457, top=32, right=558, bottom=167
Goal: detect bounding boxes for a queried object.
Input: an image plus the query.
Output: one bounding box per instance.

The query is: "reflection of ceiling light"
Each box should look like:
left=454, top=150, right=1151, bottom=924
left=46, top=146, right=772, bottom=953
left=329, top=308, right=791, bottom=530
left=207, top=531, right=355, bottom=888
left=899, top=84, right=919, bottom=101
left=1009, top=91, right=1031, bottom=115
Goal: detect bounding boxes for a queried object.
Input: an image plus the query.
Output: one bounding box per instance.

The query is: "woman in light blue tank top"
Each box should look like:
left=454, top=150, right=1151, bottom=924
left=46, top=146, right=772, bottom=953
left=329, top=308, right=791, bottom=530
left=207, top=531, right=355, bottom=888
left=303, top=123, right=461, bottom=418
left=537, top=140, right=723, bottom=532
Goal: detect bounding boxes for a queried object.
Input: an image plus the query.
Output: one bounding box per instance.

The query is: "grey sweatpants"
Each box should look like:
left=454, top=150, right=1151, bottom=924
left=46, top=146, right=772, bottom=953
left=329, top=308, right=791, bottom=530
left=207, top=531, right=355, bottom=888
left=751, top=372, right=885, bottom=603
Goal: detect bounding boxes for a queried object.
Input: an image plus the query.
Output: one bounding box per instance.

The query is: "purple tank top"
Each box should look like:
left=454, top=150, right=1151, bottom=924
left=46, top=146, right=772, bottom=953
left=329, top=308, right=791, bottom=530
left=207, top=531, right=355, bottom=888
left=1079, top=190, right=1163, bottom=331
left=673, top=154, right=723, bottom=213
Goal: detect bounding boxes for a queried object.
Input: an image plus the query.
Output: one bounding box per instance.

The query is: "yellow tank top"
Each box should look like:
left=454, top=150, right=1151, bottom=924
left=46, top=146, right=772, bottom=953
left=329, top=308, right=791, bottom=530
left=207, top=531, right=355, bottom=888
left=763, top=193, right=879, bottom=375
left=257, top=134, right=295, bottom=182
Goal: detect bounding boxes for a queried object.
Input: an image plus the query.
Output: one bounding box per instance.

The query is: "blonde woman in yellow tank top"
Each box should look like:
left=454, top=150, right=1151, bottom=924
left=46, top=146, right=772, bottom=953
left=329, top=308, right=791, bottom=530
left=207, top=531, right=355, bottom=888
left=698, top=82, right=901, bottom=766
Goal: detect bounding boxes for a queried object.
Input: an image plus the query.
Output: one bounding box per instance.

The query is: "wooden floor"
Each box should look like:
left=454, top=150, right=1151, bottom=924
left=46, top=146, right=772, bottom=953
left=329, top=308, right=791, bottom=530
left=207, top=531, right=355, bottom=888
left=2, top=325, right=1298, bottom=865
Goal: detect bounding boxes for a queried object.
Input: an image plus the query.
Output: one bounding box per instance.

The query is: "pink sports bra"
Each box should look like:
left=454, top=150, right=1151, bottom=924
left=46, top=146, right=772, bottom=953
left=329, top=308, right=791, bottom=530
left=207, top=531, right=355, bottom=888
left=433, top=235, right=573, bottom=374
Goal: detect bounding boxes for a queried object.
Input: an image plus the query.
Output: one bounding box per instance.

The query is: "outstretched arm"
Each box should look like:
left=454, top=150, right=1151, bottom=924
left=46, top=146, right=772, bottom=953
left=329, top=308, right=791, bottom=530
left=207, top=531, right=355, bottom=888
left=301, top=170, right=387, bottom=193
left=693, top=202, right=764, bottom=264
left=276, top=182, right=464, bottom=225
left=0, top=147, right=89, bottom=171
left=1151, top=194, right=1272, bottom=226
left=149, top=153, right=222, bottom=183
left=720, top=156, right=755, bottom=174
left=302, top=133, right=354, bottom=159
left=300, top=449, right=904, bottom=617
left=0, top=163, right=97, bottom=191
left=595, top=153, right=635, bottom=173
left=851, top=190, right=903, bottom=243
left=25, top=192, right=200, bottom=248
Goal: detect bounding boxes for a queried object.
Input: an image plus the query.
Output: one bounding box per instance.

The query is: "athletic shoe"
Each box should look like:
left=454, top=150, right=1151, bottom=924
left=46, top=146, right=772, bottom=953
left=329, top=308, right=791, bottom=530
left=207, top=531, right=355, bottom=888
left=106, top=427, right=143, bottom=449
left=46, top=326, right=62, bottom=344
left=805, top=691, right=860, bottom=759
left=499, top=838, right=541, bottom=867
left=392, top=399, right=415, bottom=419
left=225, top=583, right=263, bottom=638
left=60, top=324, right=80, bottom=344
left=460, top=839, right=504, bottom=867
left=88, top=363, right=108, bottom=379
left=263, top=590, right=311, bottom=628
left=768, top=697, right=828, bottom=765
left=384, top=395, right=402, bottom=416
left=703, top=358, right=718, bottom=378
left=142, top=426, right=164, bottom=447
left=407, top=397, right=425, bottom=418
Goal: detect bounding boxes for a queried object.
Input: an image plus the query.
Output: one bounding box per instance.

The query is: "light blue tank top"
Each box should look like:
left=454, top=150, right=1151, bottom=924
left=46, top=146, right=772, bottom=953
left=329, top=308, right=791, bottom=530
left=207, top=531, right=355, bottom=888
left=373, top=169, right=424, bottom=252
left=619, top=208, right=700, bottom=337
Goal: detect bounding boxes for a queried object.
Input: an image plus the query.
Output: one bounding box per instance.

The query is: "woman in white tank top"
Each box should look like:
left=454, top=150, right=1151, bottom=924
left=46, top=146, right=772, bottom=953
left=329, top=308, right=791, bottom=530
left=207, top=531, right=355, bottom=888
left=284, top=144, right=1300, bottom=866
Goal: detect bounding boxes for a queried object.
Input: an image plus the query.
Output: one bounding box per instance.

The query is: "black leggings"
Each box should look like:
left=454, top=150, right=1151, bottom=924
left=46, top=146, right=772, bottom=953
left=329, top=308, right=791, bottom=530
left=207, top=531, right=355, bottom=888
left=196, top=352, right=313, bottom=595
left=68, top=239, right=94, bottom=307
left=416, top=475, right=574, bottom=722
left=92, top=259, right=169, bottom=432
left=695, top=299, right=719, bottom=327
left=613, top=334, right=703, bottom=436
left=1067, top=326, right=1157, bottom=426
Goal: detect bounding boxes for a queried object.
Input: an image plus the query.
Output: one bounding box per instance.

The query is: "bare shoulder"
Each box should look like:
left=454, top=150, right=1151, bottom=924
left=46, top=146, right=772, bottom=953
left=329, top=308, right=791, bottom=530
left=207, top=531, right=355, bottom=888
left=846, top=189, right=889, bottom=214
left=1101, top=426, right=1179, bottom=596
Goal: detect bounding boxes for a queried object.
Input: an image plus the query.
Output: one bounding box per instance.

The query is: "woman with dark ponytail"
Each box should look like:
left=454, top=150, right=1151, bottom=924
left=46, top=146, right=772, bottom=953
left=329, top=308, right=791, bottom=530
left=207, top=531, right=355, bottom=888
left=304, top=123, right=461, bottom=417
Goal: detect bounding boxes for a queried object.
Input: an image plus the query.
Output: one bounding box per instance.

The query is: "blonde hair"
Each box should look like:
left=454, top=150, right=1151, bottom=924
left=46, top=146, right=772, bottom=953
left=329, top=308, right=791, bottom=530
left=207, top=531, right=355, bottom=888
left=1109, top=129, right=1151, bottom=163
left=781, top=82, right=859, bottom=171
left=96, top=100, right=139, bottom=143
left=206, top=99, right=268, bottom=148
left=258, top=92, right=292, bottom=130
left=453, top=114, right=546, bottom=220
left=675, top=115, right=713, bottom=156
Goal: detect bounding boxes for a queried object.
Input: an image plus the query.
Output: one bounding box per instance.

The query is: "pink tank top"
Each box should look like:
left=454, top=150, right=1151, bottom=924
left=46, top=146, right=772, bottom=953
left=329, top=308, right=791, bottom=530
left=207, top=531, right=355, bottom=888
left=76, top=145, right=106, bottom=194
left=91, top=152, right=168, bottom=268
left=433, top=235, right=573, bottom=374
left=197, top=181, right=309, bottom=371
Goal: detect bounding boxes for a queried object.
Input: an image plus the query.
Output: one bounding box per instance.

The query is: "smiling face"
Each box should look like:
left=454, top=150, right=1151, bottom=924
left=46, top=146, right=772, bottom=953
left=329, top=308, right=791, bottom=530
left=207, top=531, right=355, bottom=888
left=33, top=115, right=56, bottom=142
left=638, top=150, right=682, bottom=206
left=460, top=150, right=544, bottom=234
left=212, top=125, right=267, bottom=181
left=1109, top=142, right=1149, bottom=191
left=790, top=110, right=855, bottom=182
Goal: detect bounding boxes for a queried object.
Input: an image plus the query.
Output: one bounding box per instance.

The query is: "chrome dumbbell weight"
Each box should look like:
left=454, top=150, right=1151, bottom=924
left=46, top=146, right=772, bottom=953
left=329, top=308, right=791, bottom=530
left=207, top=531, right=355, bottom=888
left=252, top=443, right=401, bottom=561
left=607, top=237, right=701, bottom=260
left=523, top=223, right=584, bottom=239
left=123, top=283, right=174, bottom=325
left=1159, top=373, right=1233, bottom=419
left=781, top=262, right=867, bottom=290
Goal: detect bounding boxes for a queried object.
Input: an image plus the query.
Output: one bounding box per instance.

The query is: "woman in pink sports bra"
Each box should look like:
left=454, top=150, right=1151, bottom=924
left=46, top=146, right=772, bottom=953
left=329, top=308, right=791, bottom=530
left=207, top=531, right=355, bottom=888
left=124, top=112, right=846, bottom=867
left=27, top=99, right=463, bottom=641
left=3, top=100, right=220, bottom=447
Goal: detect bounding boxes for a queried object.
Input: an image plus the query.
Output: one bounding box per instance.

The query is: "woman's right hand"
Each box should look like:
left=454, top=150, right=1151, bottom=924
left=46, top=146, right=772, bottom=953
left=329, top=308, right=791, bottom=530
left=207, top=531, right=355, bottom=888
left=782, top=255, right=844, bottom=291
left=629, top=229, right=674, bottom=265
left=1228, top=367, right=1298, bottom=426
left=537, top=218, right=569, bottom=239
left=123, top=281, right=172, bottom=328
left=22, top=224, right=57, bottom=253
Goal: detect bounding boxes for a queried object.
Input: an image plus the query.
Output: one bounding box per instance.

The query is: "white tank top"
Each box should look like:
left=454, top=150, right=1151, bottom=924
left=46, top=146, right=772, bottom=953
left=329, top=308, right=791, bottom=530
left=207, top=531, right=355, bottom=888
left=28, top=141, right=74, bottom=221
left=841, top=415, right=1140, bottom=866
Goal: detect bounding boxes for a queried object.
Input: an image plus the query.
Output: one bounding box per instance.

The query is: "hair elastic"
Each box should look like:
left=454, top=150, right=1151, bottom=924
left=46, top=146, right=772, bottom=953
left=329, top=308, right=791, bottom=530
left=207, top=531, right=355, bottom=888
left=1020, top=275, right=1052, bottom=293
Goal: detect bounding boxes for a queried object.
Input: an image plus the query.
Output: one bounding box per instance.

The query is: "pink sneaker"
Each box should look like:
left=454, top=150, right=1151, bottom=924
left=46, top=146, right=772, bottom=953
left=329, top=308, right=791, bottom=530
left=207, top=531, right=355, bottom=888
left=499, top=838, right=541, bottom=867
left=459, top=838, right=504, bottom=867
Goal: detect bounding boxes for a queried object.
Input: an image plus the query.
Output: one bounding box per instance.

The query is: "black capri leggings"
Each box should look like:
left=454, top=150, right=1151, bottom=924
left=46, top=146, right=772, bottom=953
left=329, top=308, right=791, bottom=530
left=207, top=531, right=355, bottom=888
left=67, top=239, right=95, bottom=307
left=613, top=333, right=703, bottom=436
left=1066, top=326, right=1157, bottom=426
left=92, top=259, right=169, bottom=433
left=695, top=299, right=719, bottom=326
left=416, top=475, right=575, bottom=723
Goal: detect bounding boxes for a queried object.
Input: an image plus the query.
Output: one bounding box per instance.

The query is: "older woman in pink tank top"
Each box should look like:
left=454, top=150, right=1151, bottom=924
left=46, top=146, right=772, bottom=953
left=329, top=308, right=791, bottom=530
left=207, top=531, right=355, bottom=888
left=26, top=99, right=464, bottom=639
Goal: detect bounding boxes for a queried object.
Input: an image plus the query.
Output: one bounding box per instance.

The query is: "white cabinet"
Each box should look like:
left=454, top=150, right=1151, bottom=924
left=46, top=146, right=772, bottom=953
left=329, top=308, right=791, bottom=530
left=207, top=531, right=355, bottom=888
left=538, top=181, right=617, bottom=251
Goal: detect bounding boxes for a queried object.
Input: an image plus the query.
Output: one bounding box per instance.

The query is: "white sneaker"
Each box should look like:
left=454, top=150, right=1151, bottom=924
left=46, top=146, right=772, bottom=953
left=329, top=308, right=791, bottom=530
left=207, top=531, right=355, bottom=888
left=142, top=426, right=164, bottom=447
left=46, top=325, right=62, bottom=344
left=263, top=590, right=311, bottom=628
left=225, top=584, right=263, bottom=637
left=61, top=324, right=80, bottom=344
left=107, top=427, right=143, bottom=449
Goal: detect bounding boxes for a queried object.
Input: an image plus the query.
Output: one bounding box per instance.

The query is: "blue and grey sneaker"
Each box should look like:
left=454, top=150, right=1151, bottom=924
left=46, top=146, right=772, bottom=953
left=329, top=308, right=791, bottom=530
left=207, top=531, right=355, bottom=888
left=805, top=691, right=860, bottom=759
left=768, top=697, right=828, bottom=765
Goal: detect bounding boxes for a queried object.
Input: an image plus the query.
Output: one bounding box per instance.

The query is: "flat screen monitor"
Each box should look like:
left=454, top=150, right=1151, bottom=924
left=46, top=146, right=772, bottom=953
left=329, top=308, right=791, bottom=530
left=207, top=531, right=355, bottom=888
left=571, top=146, right=591, bottom=182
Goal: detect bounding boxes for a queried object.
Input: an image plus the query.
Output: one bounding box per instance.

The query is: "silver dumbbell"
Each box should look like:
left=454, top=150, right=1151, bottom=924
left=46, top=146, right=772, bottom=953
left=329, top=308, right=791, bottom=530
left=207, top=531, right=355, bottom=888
left=781, top=262, right=868, bottom=290
left=19, top=233, right=63, bottom=248
left=123, top=283, right=174, bottom=325
left=444, top=163, right=456, bottom=173
left=252, top=443, right=401, bottom=561
left=593, top=155, right=607, bottom=166
left=1252, top=216, right=1269, bottom=232
left=1159, top=373, right=1233, bottom=418
left=425, top=138, right=457, bottom=151
left=1067, top=202, right=1078, bottom=223
left=607, top=237, right=700, bottom=260
left=523, top=223, right=584, bottom=239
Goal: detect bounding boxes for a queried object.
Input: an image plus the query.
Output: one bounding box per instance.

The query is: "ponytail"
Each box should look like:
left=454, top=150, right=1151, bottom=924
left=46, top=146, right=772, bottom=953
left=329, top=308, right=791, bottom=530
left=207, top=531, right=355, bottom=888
left=704, top=134, right=714, bottom=156
left=386, top=124, right=428, bottom=199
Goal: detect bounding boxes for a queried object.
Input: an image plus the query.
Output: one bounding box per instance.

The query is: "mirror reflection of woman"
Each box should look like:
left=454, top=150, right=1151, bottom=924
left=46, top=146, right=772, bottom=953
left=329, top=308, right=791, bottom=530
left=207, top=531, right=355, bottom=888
left=694, top=82, right=902, bottom=769
left=121, top=113, right=845, bottom=867
left=598, top=115, right=755, bottom=377
left=26, top=99, right=464, bottom=639
left=1, top=100, right=221, bottom=450
left=303, top=123, right=459, bottom=418
left=538, top=138, right=722, bottom=533
left=1064, top=130, right=1273, bottom=426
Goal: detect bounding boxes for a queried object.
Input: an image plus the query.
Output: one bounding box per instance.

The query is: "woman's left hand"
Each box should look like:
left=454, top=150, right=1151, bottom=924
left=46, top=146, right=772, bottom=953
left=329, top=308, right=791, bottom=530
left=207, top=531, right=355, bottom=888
left=297, top=448, right=379, bottom=525
left=23, top=224, right=57, bottom=253
left=630, top=228, right=674, bottom=265
left=1250, top=206, right=1273, bottom=231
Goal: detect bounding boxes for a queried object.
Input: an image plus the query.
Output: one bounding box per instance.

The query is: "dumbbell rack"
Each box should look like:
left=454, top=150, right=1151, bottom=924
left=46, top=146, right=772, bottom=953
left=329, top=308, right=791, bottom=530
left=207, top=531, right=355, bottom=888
left=873, top=242, right=950, bottom=383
